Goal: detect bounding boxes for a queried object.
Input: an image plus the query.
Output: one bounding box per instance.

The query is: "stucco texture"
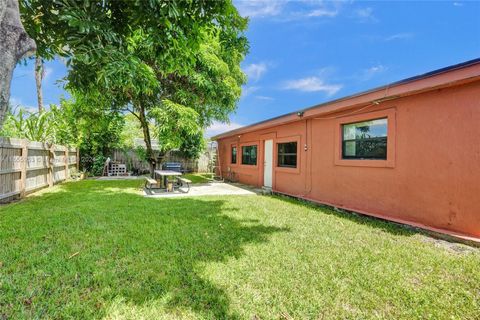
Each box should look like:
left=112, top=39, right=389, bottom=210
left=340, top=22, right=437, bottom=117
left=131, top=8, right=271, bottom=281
left=217, top=80, right=480, bottom=239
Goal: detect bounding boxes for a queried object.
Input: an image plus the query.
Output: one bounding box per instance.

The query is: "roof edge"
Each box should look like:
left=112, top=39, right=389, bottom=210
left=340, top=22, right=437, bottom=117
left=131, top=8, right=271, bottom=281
left=212, top=57, right=480, bottom=140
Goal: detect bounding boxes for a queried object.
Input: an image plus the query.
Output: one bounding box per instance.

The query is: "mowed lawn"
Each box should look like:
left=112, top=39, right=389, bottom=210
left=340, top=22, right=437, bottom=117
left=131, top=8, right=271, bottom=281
left=182, top=173, right=214, bottom=184
left=0, top=180, right=479, bottom=319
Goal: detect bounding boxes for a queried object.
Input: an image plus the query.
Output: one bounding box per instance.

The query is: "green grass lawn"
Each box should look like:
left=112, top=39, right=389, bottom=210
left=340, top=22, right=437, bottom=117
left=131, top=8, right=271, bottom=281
left=0, top=180, right=479, bottom=319
left=182, top=173, right=214, bottom=184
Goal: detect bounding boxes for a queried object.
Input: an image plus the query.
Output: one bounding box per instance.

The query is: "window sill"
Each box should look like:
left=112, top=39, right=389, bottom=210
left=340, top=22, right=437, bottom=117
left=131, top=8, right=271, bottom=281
left=335, top=158, right=394, bottom=168
left=275, top=166, right=301, bottom=174
left=239, top=164, right=259, bottom=169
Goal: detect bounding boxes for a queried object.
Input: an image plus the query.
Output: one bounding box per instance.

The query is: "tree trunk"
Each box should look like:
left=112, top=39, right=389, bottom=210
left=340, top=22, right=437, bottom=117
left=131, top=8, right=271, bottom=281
left=0, top=0, right=36, bottom=129
left=35, top=55, right=44, bottom=112
left=137, top=102, right=156, bottom=177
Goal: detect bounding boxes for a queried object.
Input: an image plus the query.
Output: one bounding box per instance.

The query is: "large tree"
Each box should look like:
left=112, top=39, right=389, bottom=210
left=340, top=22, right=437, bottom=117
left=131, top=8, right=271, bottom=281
left=31, top=0, right=248, bottom=175
left=0, top=0, right=36, bottom=129
left=20, top=0, right=67, bottom=112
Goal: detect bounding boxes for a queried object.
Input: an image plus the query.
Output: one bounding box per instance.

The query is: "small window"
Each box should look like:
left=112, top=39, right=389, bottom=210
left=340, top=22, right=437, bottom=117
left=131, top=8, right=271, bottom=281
left=241, top=145, right=257, bottom=165
left=277, top=142, right=297, bottom=168
left=342, top=118, right=387, bottom=159
left=231, top=146, right=237, bottom=164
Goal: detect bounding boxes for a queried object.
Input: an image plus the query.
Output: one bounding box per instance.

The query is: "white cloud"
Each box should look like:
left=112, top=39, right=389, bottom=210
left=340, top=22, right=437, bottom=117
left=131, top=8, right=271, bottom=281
left=453, top=2, right=463, bottom=6
left=362, top=64, right=388, bottom=80
left=385, top=33, right=413, bottom=41
left=241, top=86, right=260, bottom=98
left=366, top=65, right=386, bottom=73
left=255, top=95, right=274, bottom=101
left=355, top=7, right=377, bottom=22
left=283, top=77, right=342, bottom=96
left=9, top=97, right=22, bottom=106
left=307, top=8, right=338, bottom=17
left=235, top=0, right=284, bottom=18
left=236, top=0, right=343, bottom=20
left=205, top=121, right=244, bottom=137
left=43, top=67, right=53, bottom=80
left=244, top=63, right=268, bottom=82
left=9, top=97, right=37, bottom=114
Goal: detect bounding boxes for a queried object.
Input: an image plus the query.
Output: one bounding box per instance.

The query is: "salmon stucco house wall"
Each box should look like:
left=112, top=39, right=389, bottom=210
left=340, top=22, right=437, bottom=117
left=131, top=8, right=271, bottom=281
left=212, top=59, right=480, bottom=242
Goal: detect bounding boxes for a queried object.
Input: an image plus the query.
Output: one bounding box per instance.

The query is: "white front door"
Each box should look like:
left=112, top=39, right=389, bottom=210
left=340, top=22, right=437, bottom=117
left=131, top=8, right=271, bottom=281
left=264, top=139, right=273, bottom=188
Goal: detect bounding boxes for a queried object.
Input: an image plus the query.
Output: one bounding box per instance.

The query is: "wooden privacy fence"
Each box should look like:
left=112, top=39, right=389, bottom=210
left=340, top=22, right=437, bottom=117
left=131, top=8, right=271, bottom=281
left=0, top=137, right=79, bottom=202
left=111, top=148, right=214, bottom=174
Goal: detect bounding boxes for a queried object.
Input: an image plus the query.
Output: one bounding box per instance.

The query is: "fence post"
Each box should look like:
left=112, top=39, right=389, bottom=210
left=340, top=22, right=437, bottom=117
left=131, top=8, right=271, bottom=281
left=47, top=144, right=54, bottom=187
left=19, top=139, right=28, bottom=198
left=64, top=148, right=69, bottom=181
left=76, top=148, right=80, bottom=171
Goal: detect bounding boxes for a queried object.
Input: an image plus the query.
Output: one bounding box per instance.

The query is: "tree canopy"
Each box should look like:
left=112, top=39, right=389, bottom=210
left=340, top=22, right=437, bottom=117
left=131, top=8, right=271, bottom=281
left=19, top=0, right=248, bottom=174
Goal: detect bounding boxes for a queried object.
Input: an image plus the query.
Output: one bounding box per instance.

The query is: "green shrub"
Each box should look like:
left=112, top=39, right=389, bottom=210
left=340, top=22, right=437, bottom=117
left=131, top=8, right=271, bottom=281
left=91, top=155, right=107, bottom=177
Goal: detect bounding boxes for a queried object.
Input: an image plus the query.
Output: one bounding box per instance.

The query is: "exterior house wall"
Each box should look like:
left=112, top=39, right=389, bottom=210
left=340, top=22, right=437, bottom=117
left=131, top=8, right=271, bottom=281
left=217, top=81, right=480, bottom=239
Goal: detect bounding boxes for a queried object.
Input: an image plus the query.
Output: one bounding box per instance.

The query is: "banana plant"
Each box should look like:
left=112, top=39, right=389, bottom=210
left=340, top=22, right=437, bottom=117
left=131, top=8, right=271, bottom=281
left=8, top=108, right=55, bottom=142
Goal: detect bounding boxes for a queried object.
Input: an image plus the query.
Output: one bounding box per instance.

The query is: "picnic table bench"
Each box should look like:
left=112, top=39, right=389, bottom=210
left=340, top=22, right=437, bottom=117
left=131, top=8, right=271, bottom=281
left=176, top=177, right=191, bottom=192
left=144, top=177, right=158, bottom=190
left=144, top=170, right=191, bottom=193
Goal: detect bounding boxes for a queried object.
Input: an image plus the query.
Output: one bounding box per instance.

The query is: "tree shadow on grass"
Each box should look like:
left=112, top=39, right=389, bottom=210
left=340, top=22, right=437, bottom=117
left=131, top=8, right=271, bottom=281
left=0, top=180, right=288, bottom=319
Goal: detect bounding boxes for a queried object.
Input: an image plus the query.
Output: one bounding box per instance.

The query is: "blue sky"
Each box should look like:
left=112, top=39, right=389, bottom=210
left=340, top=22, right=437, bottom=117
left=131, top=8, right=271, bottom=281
left=10, top=0, right=480, bottom=137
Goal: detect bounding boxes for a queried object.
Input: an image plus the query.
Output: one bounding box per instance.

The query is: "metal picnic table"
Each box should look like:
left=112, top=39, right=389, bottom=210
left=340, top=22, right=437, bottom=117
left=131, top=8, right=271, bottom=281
left=154, top=170, right=182, bottom=190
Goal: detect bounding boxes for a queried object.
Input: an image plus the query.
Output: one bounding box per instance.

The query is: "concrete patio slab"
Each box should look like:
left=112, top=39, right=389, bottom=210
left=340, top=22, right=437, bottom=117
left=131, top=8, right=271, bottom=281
left=144, top=182, right=261, bottom=198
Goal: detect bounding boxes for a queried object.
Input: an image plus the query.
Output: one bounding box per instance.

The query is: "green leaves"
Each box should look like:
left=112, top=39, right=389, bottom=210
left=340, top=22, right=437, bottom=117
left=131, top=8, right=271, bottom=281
left=19, top=0, right=249, bottom=165
left=178, top=131, right=206, bottom=160
left=149, top=99, right=201, bottom=151
left=1, top=108, right=55, bottom=143
left=96, top=53, right=157, bottom=96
